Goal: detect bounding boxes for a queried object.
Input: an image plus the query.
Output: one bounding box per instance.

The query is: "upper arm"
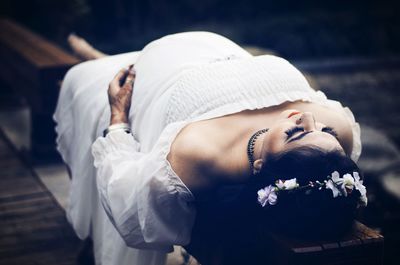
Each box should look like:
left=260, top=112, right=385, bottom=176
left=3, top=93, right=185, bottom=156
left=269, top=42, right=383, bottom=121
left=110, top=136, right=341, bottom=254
left=92, top=130, right=195, bottom=249
left=168, top=128, right=218, bottom=192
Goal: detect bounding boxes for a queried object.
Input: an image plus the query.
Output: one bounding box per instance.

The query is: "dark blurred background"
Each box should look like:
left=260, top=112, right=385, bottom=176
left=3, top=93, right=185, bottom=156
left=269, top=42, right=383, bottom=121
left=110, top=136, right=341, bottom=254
left=1, top=0, right=399, bottom=59
left=0, top=0, right=400, bottom=264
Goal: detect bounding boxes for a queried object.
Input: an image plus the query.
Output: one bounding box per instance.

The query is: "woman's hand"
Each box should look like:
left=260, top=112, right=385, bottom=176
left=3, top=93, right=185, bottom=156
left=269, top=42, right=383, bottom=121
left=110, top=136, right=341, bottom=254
left=108, top=65, right=136, bottom=125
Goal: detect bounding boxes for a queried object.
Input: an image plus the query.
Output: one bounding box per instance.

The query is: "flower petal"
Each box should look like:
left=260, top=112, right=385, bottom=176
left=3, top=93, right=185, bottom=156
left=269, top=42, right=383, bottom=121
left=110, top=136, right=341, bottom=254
left=268, top=190, right=278, bottom=205
left=276, top=180, right=285, bottom=190
left=331, top=171, right=340, bottom=182
left=284, top=178, right=298, bottom=190
left=326, top=180, right=341, bottom=198
left=353, top=172, right=361, bottom=183
left=258, top=185, right=277, bottom=207
left=359, top=194, right=368, bottom=207
left=343, top=174, right=355, bottom=190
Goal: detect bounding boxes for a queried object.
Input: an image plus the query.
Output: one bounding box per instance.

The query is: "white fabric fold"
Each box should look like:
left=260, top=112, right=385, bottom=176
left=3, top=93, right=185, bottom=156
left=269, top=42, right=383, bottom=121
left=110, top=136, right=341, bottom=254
left=91, top=128, right=195, bottom=251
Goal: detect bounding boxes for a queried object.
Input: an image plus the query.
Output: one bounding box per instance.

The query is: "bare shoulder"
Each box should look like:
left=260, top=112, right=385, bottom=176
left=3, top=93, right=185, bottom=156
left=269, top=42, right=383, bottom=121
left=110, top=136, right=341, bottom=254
left=167, top=122, right=220, bottom=190
left=169, top=122, right=218, bottom=163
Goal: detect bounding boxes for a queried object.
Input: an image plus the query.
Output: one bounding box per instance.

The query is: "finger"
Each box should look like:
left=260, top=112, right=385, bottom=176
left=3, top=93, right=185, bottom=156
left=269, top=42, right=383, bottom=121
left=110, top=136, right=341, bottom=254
left=111, top=68, right=128, bottom=87
left=124, top=68, right=136, bottom=87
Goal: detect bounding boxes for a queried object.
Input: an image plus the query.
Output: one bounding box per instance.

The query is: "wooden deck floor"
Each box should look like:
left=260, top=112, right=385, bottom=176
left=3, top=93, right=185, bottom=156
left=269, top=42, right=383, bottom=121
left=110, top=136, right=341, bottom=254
left=0, top=132, right=81, bottom=265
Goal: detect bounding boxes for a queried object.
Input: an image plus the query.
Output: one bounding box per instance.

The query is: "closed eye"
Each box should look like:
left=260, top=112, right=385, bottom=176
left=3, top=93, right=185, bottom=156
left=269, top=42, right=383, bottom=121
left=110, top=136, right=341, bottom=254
left=321, top=126, right=339, bottom=139
left=285, top=126, right=304, bottom=140
left=285, top=126, right=339, bottom=142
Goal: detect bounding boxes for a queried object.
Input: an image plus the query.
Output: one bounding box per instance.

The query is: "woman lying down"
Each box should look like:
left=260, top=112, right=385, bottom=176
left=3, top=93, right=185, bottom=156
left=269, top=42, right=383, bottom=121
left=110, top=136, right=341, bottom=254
left=54, top=31, right=366, bottom=265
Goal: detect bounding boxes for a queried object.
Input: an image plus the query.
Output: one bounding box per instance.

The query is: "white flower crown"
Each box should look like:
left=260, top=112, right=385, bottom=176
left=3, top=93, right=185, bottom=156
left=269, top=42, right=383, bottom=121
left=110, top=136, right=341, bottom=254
left=257, top=171, right=368, bottom=208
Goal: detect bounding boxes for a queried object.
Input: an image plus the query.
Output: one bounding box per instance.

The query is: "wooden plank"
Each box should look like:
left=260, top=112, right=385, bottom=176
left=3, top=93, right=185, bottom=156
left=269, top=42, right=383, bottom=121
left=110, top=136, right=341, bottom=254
left=0, top=134, right=80, bottom=264
left=320, top=241, right=340, bottom=250
left=0, top=210, right=62, bottom=226
left=0, top=18, right=79, bottom=68
left=266, top=231, right=323, bottom=254
left=0, top=246, right=79, bottom=265
left=0, top=18, right=80, bottom=157
left=260, top=220, right=384, bottom=265
left=0, top=179, right=44, bottom=198
left=339, top=235, right=363, bottom=248
left=0, top=191, right=48, bottom=204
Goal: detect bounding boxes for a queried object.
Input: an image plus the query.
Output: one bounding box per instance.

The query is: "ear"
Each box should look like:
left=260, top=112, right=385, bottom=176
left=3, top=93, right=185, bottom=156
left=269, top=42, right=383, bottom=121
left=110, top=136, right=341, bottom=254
left=253, top=159, right=264, bottom=175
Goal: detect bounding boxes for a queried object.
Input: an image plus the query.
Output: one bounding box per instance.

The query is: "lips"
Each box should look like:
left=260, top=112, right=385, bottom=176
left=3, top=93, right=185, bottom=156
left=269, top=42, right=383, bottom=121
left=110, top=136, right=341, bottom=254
left=288, top=111, right=301, bottom=118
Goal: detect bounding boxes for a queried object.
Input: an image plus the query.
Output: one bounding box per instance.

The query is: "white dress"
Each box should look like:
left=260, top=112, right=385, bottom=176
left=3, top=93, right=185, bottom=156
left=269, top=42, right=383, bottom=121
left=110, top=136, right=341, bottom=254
left=54, top=31, right=362, bottom=265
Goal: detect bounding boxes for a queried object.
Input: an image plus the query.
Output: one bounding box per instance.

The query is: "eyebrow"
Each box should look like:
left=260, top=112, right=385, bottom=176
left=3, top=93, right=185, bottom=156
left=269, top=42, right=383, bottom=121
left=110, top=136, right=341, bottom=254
left=287, top=131, right=313, bottom=143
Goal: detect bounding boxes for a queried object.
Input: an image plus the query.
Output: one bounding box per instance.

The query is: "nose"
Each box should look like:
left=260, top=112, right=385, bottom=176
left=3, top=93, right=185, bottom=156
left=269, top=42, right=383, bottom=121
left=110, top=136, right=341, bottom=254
left=295, top=112, right=317, bottom=131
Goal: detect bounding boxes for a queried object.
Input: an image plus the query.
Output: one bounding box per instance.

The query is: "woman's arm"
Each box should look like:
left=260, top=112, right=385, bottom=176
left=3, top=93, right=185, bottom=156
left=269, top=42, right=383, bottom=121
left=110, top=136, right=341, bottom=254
left=92, top=68, right=195, bottom=250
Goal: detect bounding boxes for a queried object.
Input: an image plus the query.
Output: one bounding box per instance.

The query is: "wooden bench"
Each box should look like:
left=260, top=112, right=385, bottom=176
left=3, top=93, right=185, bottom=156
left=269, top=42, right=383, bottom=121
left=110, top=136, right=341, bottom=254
left=187, top=207, right=384, bottom=265
left=263, top=221, right=384, bottom=265
left=0, top=18, right=80, bottom=159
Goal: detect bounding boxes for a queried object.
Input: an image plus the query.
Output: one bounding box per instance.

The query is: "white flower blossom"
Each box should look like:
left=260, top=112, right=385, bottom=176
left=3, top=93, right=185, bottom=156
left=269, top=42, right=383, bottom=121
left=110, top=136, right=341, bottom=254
left=353, top=172, right=368, bottom=206
left=275, top=178, right=298, bottom=190
left=256, top=171, right=368, bottom=208
left=283, top=178, right=299, bottom=190
left=257, top=185, right=278, bottom=207
left=326, top=179, right=341, bottom=198
left=331, top=171, right=342, bottom=184
left=343, top=174, right=355, bottom=189
left=275, top=180, right=285, bottom=190
left=330, top=171, right=348, bottom=196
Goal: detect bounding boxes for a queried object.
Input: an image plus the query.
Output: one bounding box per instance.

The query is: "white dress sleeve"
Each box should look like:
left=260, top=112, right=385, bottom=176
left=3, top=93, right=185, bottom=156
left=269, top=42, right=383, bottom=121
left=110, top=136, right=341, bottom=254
left=91, top=127, right=195, bottom=251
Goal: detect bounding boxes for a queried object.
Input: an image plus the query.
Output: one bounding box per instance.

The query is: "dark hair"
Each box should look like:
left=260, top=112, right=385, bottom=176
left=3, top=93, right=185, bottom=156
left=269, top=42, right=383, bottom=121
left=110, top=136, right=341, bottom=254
left=188, top=146, right=364, bottom=264
left=247, top=146, right=363, bottom=239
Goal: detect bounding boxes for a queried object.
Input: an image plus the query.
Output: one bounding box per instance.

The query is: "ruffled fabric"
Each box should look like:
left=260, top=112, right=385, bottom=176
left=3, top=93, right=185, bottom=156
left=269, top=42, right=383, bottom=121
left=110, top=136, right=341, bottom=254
left=92, top=130, right=141, bottom=168
left=91, top=127, right=195, bottom=251
left=165, top=55, right=313, bottom=125
left=157, top=121, right=196, bottom=203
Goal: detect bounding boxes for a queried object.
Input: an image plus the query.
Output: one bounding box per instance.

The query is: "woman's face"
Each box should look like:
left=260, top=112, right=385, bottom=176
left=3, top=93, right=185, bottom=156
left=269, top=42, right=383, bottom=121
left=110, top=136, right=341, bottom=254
left=261, top=109, right=345, bottom=159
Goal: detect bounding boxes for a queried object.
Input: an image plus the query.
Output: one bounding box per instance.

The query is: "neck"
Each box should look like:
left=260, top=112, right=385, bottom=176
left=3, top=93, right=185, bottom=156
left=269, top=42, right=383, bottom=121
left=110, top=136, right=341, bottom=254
left=247, top=128, right=268, bottom=173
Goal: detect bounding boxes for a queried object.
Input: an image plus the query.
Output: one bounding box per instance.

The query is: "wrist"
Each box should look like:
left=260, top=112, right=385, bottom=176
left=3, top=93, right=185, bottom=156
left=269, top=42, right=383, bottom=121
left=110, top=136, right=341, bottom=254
left=110, top=112, right=128, bottom=125
left=103, top=123, right=131, bottom=137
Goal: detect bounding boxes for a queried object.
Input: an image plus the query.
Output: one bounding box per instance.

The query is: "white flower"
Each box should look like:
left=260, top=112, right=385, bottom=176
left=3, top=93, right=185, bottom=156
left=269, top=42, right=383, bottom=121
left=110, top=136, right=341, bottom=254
left=343, top=174, right=355, bottom=189
left=331, top=171, right=342, bottom=184
left=275, top=178, right=298, bottom=190
left=275, top=180, right=285, bottom=190
left=325, top=171, right=368, bottom=206
left=358, top=194, right=368, bottom=207
left=283, top=178, right=299, bottom=190
left=326, top=179, right=341, bottom=198
left=326, top=171, right=344, bottom=197
left=257, top=185, right=278, bottom=207
left=330, top=171, right=348, bottom=196
left=353, top=172, right=368, bottom=207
